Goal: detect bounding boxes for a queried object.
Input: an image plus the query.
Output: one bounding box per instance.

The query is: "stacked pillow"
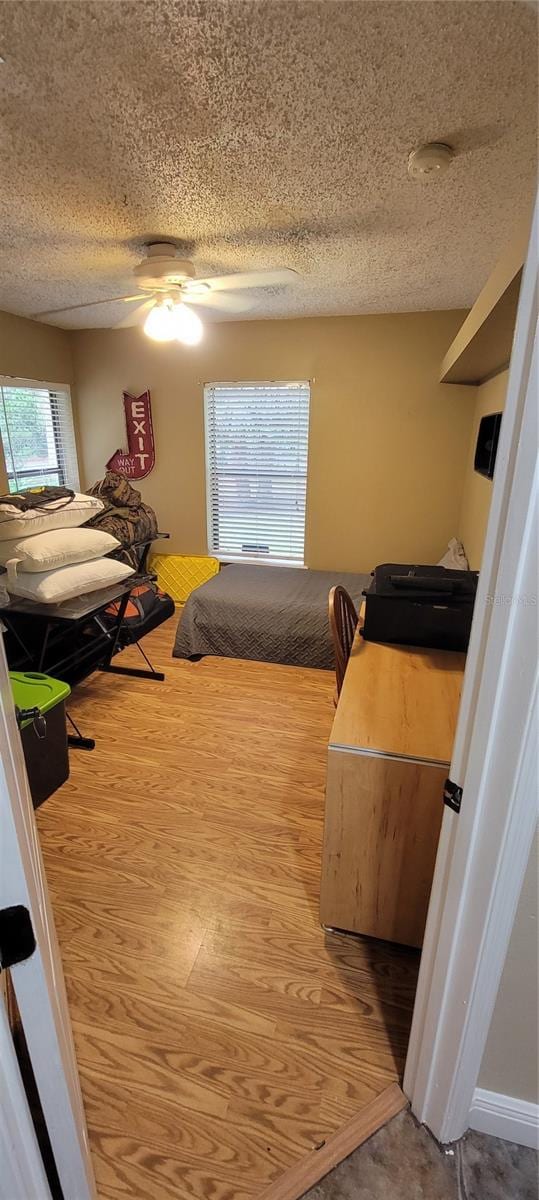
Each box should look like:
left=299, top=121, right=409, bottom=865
left=0, top=492, right=135, bottom=604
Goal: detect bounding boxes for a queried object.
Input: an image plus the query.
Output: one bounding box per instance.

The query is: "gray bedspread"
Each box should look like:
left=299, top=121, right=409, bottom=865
left=173, top=564, right=371, bottom=669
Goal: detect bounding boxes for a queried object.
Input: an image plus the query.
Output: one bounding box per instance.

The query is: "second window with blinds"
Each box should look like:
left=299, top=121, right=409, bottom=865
left=204, top=381, right=310, bottom=566
left=0, top=378, right=79, bottom=494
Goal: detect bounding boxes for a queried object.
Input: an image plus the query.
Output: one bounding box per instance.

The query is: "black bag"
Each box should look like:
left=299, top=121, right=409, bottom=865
left=0, top=486, right=75, bottom=512
left=362, top=564, right=478, bottom=652
left=103, top=582, right=174, bottom=645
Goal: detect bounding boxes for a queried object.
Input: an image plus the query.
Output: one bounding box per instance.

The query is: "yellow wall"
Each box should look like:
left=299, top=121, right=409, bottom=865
left=458, top=370, right=508, bottom=570
left=72, top=311, right=474, bottom=572
left=0, top=309, right=76, bottom=494
left=479, top=828, right=539, bottom=1104
left=0, top=309, right=74, bottom=386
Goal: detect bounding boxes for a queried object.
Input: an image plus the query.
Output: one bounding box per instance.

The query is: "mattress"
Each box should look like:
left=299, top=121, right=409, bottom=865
left=173, top=564, right=372, bottom=669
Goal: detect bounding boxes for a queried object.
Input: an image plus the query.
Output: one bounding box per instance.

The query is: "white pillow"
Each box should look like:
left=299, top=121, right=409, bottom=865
left=0, top=527, right=120, bottom=573
left=6, top=557, right=134, bottom=604
left=437, top=538, right=469, bottom=571
left=0, top=493, right=103, bottom=542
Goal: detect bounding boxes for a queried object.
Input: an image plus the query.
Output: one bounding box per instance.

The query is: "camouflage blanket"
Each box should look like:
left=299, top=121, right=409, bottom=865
left=86, top=472, right=158, bottom=566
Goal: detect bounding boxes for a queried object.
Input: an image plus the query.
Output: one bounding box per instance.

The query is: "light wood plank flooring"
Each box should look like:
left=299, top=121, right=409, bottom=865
left=36, top=620, right=419, bottom=1200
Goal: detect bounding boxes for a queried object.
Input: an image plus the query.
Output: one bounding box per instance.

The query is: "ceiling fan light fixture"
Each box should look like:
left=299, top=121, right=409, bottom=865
left=32, top=248, right=297, bottom=330
left=173, top=302, right=203, bottom=346
left=143, top=298, right=178, bottom=342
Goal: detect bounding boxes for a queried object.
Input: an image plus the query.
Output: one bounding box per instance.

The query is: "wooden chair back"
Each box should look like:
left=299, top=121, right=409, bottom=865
left=328, top=585, right=358, bottom=699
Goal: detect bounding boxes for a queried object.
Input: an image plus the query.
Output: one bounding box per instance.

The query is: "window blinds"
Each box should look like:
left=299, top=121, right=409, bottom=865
left=204, top=381, right=310, bottom=564
left=0, top=379, right=80, bottom=494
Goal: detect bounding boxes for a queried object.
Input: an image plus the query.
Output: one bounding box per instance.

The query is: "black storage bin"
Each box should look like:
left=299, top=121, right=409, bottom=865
left=362, top=564, right=479, bottom=652
left=10, top=672, right=71, bottom=809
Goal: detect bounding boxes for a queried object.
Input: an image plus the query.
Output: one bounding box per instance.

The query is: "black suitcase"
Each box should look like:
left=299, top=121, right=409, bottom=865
left=362, top=563, right=478, bottom=652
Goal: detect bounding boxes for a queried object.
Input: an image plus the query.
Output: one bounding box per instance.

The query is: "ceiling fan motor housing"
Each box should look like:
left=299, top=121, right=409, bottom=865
left=134, top=243, right=197, bottom=291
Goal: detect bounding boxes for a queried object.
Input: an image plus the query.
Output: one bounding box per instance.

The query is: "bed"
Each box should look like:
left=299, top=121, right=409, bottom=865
left=173, top=564, right=372, bottom=669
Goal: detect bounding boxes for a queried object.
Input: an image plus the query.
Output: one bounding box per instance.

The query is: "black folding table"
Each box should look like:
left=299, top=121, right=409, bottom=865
left=0, top=574, right=165, bottom=750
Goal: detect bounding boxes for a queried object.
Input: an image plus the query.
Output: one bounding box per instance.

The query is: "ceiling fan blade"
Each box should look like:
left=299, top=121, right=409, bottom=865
left=33, top=294, right=146, bottom=319
left=113, top=298, right=155, bottom=329
left=185, top=267, right=298, bottom=293
left=184, top=291, right=253, bottom=314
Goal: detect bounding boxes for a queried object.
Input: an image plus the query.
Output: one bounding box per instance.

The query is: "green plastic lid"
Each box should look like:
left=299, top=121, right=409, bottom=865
left=10, top=672, right=71, bottom=728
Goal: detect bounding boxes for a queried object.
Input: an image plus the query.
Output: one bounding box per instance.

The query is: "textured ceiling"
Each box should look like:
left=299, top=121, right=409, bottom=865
left=0, top=0, right=537, bottom=329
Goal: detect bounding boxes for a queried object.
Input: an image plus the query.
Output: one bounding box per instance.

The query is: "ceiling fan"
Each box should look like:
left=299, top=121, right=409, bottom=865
left=34, top=243, right=298, bottom=345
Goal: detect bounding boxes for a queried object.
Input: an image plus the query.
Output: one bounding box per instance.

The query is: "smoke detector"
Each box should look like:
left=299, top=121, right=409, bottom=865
left=408, top=143, right=454, bottom=181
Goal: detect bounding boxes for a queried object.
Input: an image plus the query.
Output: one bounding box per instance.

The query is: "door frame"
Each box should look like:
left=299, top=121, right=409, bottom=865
left=0, top=221, right=536, bottom=1187
left=404, top=195, right=538, bottom=1142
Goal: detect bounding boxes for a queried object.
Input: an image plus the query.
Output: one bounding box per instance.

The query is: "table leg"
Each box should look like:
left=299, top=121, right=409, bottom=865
left=38, top=623, right=52, bottom=673
left=67, top=712, right=95, bottom=752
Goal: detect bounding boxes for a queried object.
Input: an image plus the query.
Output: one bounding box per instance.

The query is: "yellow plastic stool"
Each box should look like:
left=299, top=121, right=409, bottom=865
left=150, top=554, right=220, bottom=603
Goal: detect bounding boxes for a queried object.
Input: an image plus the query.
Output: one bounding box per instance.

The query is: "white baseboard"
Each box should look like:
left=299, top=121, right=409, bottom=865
left=469, top=1088, right=539, bottom=1150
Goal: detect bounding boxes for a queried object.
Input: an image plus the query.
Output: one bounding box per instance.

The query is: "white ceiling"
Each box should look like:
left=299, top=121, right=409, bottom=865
left=0, top=0, right=536, bottom=329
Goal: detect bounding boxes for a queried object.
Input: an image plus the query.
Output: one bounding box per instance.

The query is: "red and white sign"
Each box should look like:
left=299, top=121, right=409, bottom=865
left=106, top=390, right=155, bottom=479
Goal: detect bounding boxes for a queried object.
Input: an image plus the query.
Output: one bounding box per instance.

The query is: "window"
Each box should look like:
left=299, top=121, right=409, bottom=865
left=0, top=378, right=79, bottom=494
left=204, top=381, right=310, bottom=565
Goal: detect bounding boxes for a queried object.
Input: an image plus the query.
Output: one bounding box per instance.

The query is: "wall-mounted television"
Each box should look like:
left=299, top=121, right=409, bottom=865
left=474, top=411, right=502, bottom=480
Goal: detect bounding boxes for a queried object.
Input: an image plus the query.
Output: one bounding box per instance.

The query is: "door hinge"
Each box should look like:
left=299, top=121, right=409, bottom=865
left=0, top=905, right=36, bottom=969
left=443, top=778, right=463, bottom=814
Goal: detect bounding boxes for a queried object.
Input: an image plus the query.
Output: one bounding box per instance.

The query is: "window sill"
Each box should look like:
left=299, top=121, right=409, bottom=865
left=213, top=554, right=306, bottom=570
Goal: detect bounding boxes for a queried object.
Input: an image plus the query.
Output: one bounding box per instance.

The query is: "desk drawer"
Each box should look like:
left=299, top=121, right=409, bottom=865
left=320, top=749, right=444, bottom=948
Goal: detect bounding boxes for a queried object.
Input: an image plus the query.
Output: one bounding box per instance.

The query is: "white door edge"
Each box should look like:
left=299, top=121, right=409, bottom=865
left=404, top=194, right=539, bottom=1144
left=0, top=632, right=97, bottom=1197
left=0, top=991, right=53, bottom=1200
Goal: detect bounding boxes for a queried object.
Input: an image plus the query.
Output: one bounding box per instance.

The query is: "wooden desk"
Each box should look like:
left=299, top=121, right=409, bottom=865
left=320, top=628, right=464, bottom=948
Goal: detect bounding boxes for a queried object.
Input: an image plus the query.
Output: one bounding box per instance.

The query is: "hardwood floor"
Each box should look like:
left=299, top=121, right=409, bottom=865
left=36, top=620, right=419, bottom=1200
